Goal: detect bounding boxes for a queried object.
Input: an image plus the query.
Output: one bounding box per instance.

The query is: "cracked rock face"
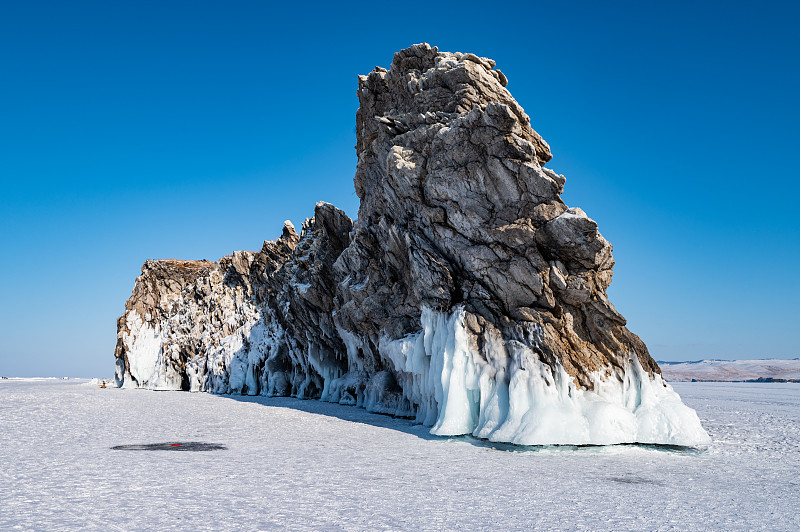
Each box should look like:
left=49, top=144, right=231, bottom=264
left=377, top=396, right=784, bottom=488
left=115, top=44, right=710, bottom=446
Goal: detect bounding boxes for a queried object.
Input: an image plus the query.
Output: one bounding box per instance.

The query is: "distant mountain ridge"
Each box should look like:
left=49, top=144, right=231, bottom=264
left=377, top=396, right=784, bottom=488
left=659, top=359, right=800, bottom=382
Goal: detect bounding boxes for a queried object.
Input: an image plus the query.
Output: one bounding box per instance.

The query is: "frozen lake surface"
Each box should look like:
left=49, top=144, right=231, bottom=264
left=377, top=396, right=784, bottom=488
left=1, top=379, right=798, bottom=530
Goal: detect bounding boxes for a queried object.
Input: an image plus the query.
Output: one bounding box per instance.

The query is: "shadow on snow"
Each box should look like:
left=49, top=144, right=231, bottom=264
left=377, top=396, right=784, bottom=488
left=215, top=391, right=705, bottom=455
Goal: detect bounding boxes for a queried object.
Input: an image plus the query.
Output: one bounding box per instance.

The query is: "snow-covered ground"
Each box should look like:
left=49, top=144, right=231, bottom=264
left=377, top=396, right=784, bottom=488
left=660, top=358, right=800, bottom=382
left=1, top=379, right=797, bottom=530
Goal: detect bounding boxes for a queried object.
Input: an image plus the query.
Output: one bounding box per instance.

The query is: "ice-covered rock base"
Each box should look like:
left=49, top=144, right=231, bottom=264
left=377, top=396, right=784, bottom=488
left=117, top=295, right=709, bottom=446
left=114, top=44, right=711, bottom=446
left=385, top=307, right=709, bottom=446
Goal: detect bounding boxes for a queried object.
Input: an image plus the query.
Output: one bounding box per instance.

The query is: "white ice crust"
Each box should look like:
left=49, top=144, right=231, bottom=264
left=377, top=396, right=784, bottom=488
left=382, top=307, right=711, bottom=446
left=121, top=305, right=711, bottom=446
left=121, top=310, right=180, bottom=391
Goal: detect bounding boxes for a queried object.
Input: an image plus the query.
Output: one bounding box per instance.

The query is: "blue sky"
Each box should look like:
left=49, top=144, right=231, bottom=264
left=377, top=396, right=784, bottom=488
left=1, top=0, right=798, bottom=377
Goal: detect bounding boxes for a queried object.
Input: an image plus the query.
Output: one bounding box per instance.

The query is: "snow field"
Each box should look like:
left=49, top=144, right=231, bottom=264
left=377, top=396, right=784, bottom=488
left=0, top=380, right=797, bottom=530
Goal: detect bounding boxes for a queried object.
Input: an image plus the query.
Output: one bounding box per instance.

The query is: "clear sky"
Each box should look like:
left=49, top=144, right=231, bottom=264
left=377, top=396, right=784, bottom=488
left=1, top=0, right=798, bottom=377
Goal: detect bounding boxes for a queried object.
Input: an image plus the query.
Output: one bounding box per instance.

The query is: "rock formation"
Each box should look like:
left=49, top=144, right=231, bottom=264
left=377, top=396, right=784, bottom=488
left=114, top=44, right=711, bottom=446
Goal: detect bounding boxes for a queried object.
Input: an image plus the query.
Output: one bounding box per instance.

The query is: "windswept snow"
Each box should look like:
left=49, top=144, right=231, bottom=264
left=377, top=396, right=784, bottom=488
left=1, top=379, right=798, bottom=530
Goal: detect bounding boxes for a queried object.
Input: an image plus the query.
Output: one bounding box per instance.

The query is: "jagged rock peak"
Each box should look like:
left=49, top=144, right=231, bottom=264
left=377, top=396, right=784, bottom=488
left=356, top=43, right=550, bottom=173
left=113, top=45, right=710, bottom=446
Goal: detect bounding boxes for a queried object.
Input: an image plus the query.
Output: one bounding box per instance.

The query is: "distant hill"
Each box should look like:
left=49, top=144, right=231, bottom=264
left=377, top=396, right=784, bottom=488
left=659, top=359, right=800, bottom=382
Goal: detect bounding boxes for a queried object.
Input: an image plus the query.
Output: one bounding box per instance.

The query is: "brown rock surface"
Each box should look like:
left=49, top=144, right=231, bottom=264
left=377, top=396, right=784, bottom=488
left=114, top=44, right=709, bottom=446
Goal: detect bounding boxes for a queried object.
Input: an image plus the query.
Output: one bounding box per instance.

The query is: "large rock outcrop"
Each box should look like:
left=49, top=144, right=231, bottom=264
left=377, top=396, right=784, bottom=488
left=114, top=44, right=710, bottom=446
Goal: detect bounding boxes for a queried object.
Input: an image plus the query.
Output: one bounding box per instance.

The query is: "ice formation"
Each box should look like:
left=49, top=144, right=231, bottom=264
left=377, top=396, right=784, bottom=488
left=378, top=307, right=708, bottom=446
left=114, top=44, right=711, bottom=446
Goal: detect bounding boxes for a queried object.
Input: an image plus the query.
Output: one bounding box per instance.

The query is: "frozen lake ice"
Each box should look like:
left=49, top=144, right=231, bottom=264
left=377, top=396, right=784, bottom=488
left=1, top=379, right=798, bottom=530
